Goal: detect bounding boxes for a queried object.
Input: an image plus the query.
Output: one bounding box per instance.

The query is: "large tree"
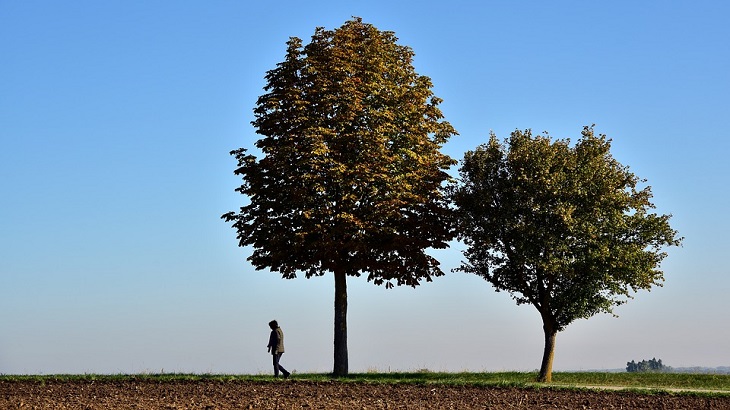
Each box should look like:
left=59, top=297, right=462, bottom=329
left=452, top=126, right=681, bottom=382
left=222, top=18, right=456, bottom=376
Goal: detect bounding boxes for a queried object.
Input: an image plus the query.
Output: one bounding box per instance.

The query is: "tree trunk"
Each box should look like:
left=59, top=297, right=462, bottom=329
left=333, top=268, right=348, bottom=376
left=538, top=321, right=557, bottom=383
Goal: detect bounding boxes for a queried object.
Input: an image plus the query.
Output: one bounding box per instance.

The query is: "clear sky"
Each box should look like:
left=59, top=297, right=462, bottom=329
left=1, top=1, right=728, bottom=375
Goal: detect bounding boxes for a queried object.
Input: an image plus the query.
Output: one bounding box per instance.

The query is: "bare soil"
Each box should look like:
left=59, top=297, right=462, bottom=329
left=2, top=379, right=729, bottom=409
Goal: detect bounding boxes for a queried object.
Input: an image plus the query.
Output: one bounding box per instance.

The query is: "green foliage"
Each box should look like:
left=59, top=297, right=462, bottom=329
left=223, top=16, right=456, bottom=287
left=451, top=126, right=682, bottom=382
left=627, top=358, right=670, bottom=373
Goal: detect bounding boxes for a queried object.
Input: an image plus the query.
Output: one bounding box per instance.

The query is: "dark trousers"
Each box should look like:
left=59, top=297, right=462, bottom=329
left=272, top=352, right=288, bottom=376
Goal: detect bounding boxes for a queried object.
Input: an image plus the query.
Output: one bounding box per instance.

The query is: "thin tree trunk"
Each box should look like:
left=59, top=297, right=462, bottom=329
left=333, top=268, right=348, bottom=376
left=538, top=321, right=557, bottom=383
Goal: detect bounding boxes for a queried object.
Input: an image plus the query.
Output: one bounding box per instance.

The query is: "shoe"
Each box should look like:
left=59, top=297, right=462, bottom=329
left=283, top=372, right=290, bottom=379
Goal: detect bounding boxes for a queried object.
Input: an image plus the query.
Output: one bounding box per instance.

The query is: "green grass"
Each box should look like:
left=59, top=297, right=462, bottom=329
left=550, top=371, right=730, bottom=391
left=2, top=372, right=729, bottom=394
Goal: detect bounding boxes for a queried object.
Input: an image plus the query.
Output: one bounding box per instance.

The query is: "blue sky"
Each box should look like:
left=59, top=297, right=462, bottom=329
left=1, top=1, right=728, bottom=374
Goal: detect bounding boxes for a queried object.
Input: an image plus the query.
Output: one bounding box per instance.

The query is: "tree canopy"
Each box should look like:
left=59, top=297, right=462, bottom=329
left=452, top=126, right=682, bottom=382
left=223, top=17, right=456, bottom=376
left=627, top=358, right=669, bottom=373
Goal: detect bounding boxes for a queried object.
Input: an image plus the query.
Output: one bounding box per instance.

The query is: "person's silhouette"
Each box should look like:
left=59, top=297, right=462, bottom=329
left=267, top=320, right=290, bottom=378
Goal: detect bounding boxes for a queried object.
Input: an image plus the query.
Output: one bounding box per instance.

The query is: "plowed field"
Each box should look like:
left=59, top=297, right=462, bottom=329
left=2, top=379, right=729, bottom=409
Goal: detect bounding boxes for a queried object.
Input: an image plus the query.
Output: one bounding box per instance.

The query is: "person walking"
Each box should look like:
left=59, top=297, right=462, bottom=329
left=267, top=320, right=290, bottom=378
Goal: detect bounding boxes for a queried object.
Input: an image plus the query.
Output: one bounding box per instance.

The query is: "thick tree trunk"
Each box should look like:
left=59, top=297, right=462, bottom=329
left=538, top=321, right=557, bottom=383
left=333, top=268, right=348, bottom=376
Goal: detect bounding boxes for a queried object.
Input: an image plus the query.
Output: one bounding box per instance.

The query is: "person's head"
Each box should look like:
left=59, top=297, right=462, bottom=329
left=269, top=320, right=278, bottom=329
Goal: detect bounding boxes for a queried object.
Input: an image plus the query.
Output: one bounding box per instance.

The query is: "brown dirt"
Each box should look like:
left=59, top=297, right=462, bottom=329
left=2, top=379, right=729, bottom=409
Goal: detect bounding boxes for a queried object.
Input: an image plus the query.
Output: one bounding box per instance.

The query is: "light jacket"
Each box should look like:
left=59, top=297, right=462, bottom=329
left=268, top=327, right=285, bottom=354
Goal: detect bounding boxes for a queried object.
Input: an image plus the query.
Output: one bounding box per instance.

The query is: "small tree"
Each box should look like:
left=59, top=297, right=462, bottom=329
left=222, top=18, right=456, bottom=376
left=452, top=126, right=681, bottom=382
left=626, top=360, right=638, bottom=372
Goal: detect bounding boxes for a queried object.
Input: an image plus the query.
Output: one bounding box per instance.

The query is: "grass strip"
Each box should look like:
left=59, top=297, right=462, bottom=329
left=2, top=372, right=729, bottom=394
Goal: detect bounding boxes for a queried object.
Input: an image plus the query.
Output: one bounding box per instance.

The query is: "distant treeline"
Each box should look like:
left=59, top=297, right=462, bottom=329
left=626, top=358, right=668, bottom=373
left=627, top=359, right=730, bottom=374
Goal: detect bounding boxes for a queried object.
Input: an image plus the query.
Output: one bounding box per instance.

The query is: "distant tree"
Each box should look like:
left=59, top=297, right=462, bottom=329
left=452, top=127, right=682, bottom=382
left=627, top=360, right=638, bottom=372
left=222, top=18, right=456, bottom=376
